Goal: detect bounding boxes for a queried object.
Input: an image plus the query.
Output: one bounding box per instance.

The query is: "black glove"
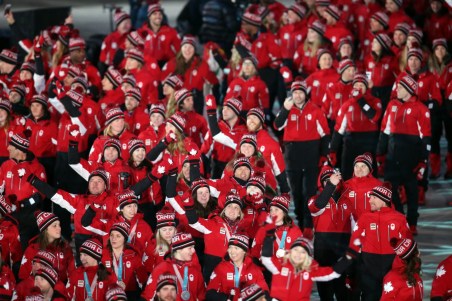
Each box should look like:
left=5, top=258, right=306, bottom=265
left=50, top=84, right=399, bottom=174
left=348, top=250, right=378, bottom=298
left=333, top=256, right=353, bottom=274
left=48, top=80, right=58, bottom=98
left=61, top=96, right=81, bottom=117
left=81, top=205, right=96, bottom=227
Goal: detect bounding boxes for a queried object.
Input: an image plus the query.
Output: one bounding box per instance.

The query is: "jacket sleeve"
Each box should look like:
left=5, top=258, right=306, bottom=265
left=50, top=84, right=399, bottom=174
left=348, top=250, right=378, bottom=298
left=68, top=158, right=94, bottom=182
left=310, top=264, right=341, bottom=282
left=274, top=107, right=290, bottom=130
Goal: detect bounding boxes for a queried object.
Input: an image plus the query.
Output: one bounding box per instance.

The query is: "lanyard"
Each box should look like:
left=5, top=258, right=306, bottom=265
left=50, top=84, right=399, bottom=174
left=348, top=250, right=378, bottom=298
left=222, top=223, right=232, bottom=241
left=275, top=230, right=288, bottom=249
left=128, top=221, right=139, bottom=243
left=234, top=265, right=242, bottom=288
left=173, top=264, right=189, bottom=292
left=83, top=272, right=98, bottom=299
left=112, top=253, right=123, bottom=281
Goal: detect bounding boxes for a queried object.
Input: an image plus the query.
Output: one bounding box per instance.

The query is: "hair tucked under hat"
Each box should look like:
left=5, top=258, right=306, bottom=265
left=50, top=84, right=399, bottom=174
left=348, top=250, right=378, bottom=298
left=156, top=274, right=178, bottom=292
left=291, top=236, right=313, bottom=256
left=398, top=74, right=418, bottom=96
left=269, top=195, right=290, bottom=213
left=167, top=113, right=186, bottom=134
left=224, top=97, right=243, bottom=116
left=9, top=132, right=30, bottom=153
left=128, top=138, right=145, bottom=155
left=110, top=221, right=130, bottom=242
left=35, top=211, right=59, bottom=233
left=35, top=266, right=58, bottom=288
left=247, top=108, right=265, bottom=126
left=240, top=284, right=266, bottom=301
left=118, top=189, right=138, bottom=210
left=229, top=234, right=250, bottom=252
left=105, top=107, right=125, bottom=127
left=106, top=283, right=127, bottom=301
left=171, top=232, right=195, bottom=252
left=390, top=237, right=417, bottom=260
left=80, top=238, right=103, bottom=262
left=33, top=250, right=57, bottom=269
left=369, top=185, right=392, bottom=206
left=354, top=153, right=373, bottom=171
left=224, top=194, right=243, bottom=209
left=156, top=211, right=176, bottom=229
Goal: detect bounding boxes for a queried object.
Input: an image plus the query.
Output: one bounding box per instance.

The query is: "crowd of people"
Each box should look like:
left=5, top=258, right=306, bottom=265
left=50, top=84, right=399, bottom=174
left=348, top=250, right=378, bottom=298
left=0, top=0, right=451, bottom=300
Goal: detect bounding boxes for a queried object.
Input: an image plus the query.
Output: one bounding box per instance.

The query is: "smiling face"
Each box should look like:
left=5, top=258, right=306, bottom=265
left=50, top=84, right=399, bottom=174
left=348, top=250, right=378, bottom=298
left=354, top=162, right=371, bottom=178
left=369, top=195, right=387, bottom=211
left=289, top=246, right=308, bottom=265
left=246, top=114, right=262, bottom=132
left=234, top=166, right=251, bottom=181
left=228, top=245, right=246, bottom=264
left=224, top=203, right=242, bottom=220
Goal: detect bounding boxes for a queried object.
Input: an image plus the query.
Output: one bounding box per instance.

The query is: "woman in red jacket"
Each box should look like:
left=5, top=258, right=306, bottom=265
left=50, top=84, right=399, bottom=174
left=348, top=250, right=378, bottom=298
left=142, top=210, right=177, bottom=274
left=293, top=20, right=329, bottom=77
left=67, top=238, right=117, bottom=301
left=0, top=99, right=19, bottom=165
left=102, top=222, right=148, bottom=300
left=128, top=138, right=162, bottom=229
left=225, top=55, right=270, bottom=114
left=261, top=235, right=350, bottom=301
left=185, top=194, right=251, bottom=282
left=138, top=104, right=166, bottom=154
left=206, top=234, right=269, bottom=301
left=89, top=107, right=136, bottom=163
left=162, top=36, right=218, bottom=114
left=365, top=33, right=398, bottom=110
left=381, top=237, right=423, bottom=300
left=305, top=48, right=339, bottom=108
left=19, top=211, right=74, bottom=284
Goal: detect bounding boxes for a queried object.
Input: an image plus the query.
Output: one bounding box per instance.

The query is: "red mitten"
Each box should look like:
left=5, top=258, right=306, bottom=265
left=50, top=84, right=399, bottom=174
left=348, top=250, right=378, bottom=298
left=205, top=94, right=217, bottom=113
left=328, top=152, right=337, bottom=167
left=413, top=161, right=427, bottom=181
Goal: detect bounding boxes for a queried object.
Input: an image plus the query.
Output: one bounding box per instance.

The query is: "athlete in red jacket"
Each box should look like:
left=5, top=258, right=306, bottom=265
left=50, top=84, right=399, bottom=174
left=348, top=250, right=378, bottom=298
left=206, top=234, right=269, bottom=301
left=347, top=186, right=412, bottom=301
left=141, top=233, right=205, bottom=301
left=330, top=74, right=382, bottom=180
left=308, top=167, right=355, bottom=300
left=381, top=237, right=423, bottom=301
left=122, top=87, right=150, bottom=136
left=344, top=153, right=383, bottom=219
left=377, top=75, right=431, bottom=234
left=274, top=81, right=330, bottom=229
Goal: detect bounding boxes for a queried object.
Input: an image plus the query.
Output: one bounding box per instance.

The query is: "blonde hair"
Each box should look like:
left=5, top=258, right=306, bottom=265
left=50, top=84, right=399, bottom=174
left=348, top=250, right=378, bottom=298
left=167, top=129, right=187, bottom=156
left=155, top=229, right=171, bottom=255
left=398, top=45, right=408, bottom=72
left=304, top=37, right=322, bottom=58
left=103, top=121, right=129, bottom=136
left=220, top=204, right=244, bottom=221
left=166, top=93, right=177, bottom=118
left=284, top=252, right=313, bottom=273
left=51, top=41, right=67, bottom=69
left=428, top=51, right=450, bottom=74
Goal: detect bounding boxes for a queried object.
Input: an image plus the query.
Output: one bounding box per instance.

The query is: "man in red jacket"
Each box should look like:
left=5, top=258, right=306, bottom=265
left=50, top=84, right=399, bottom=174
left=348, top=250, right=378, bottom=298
left=377, top=75, right=431, bottom=235
left=274, top=81, right=330, bottom=232
left=347, top=185, right=412, bottom=301
left=330, top=74, right=382, bottom=180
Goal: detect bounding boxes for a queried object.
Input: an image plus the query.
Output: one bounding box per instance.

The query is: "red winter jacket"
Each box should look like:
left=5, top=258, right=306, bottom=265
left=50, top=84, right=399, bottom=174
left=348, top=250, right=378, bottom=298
left=308, top=189, right=355, bottom=234
left=206, top=256, right=269, bottom=301
left=141, top=258, right=205, bottom=301
left=261, top=256, right=340, bottom=301
left=100, top=31, right=127, bottom=66
left=24, top=116, right=58, bottom=158
left=387, top=10, right=415, bottom=33
left=162, top=56, right=218, bottom=91
left=102, top=247, right=148, bottom=292
left=98, top=89, right=125, bottom=114
left=180, top=111, right=209, bottom=149
left=211, top=119, right=247, bottom=163
left=380, top=97, right=432, bottom=138
left=70, top=157, right=132, bottom=194
left=322, top=80, right=354, bottom=122
left=19, top=239, right=75, bottom=283
left=189, top=215, right=252, bottom=258
left=89, top=131, right=136, bottom=163
left=293, top=44, right=321, bottom=76
left=305, top=68, right=340, bottom=108
left=138, top=124, right=165, bottom=153
left=324, top=22, right=353, bottom=52
left=431, top=255, right=452, bottom=300
left=226, top=75, right=270, bottom=111
left=206, top=176, right=247, bottom=209
left=423, top=10, right=452, bottom=46
left=141, top=24, right=181, bottom=64
left=0, top=155, right=46, bottom=203
left=142, top=238, right=168, bottom=274
left=380, top=256, right=423, bottom=301
left=67, top=265, right=117, bottom=301
left=0, top=217, right=22, bottom=266
left=0, top=123, right=19, bottom=159
left=364, top=54, right=399, bottom=87
left=49, top=190, right=119, bottom=236
left=255, top=129, right=286, bottom=177
left=279, top=21, right=308, bottom=60
left=11, top=275, right=33, bottom=301
left=275, top=101, right=330, bottom=142
left=124, top=106, right=150, bottom=136
left=343, top=175, right=383, bottom=219
left=0, top=265, right=15, bottom=300
left=335, top=91, right=382, bottom=133
left=348, top=207, right=412, bottom=255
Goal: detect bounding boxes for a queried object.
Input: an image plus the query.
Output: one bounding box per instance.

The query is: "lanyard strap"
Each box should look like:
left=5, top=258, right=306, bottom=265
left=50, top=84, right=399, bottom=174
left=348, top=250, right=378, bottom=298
left=275, top=230, right=288, bottom=249
left=128, top=221, right=139, bottom=243
left=112, top=253, right=123, bottom=281
left=222, top=223, right=232, bottom=241
left=234, top=265, right=242, bottom=288
left=173, top=264, right=189, bottom=291
left=83, top=272, right=98, bottom=298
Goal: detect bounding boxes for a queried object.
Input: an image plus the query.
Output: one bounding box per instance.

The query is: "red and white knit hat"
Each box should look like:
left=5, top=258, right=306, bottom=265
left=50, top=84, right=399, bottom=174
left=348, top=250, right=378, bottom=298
left=35, top=211, right=59, bottom=233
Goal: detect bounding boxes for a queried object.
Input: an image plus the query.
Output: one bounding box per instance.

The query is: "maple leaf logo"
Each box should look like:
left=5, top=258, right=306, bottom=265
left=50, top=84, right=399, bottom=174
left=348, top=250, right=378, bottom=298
left=189, top=149, right=197, bottom=156
left=436, top=265, right=446, bottom=278
left=384, top=281, right=394, bottom=293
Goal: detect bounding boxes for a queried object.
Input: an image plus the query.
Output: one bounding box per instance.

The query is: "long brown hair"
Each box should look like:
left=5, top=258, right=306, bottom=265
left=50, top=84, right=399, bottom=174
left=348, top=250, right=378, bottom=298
left=174, top=52, right=200, bottom=76
left=404, top=249, right=422, bottom=286
left=51, top=41, right=68, bottom=69
left=37, top=230, right=67, bottom=250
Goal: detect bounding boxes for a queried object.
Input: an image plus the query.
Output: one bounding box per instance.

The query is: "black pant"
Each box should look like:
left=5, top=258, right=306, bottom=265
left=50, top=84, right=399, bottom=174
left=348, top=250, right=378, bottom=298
left=287, top=167, right=317, bottom=228
left=358, top=253, right=395, bottom=301
left=314, top=233, right=350, bottom=301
